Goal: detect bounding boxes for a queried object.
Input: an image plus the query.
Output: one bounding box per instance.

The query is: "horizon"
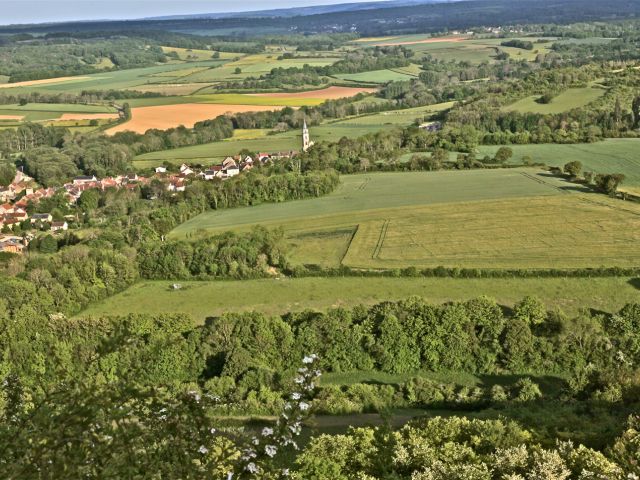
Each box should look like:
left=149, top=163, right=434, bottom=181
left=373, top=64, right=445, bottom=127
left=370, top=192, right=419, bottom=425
left=0, top=0, right=388, bottom=26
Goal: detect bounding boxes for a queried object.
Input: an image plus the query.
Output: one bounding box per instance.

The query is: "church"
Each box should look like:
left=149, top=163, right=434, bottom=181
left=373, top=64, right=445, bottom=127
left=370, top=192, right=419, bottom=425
left=302, top=119, right=314, bottom=152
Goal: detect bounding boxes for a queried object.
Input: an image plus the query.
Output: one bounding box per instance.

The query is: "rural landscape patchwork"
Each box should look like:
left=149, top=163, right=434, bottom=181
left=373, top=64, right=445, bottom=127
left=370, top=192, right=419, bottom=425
left=1, top=0, right=640, bottom=477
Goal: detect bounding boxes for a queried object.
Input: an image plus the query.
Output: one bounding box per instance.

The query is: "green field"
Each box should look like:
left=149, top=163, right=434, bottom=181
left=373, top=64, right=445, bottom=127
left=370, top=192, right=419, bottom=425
left=475, top=139, right=640, bottom=193
left=76, top=276, right=640, bottom=324
left=334, top=69, right=418, bottom=84
left=0, top=102, right=117, bottom=121
left=502, top=85, right=606, bottom=114
left=171, top=170, right=640, bottom=269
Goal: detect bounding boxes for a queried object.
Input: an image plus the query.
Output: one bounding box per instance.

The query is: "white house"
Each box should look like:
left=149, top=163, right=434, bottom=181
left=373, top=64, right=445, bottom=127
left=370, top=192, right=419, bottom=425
left=155, top=166, right=167, bottom=174
left=179, top=164, right=194, bottom=176
left=51, top=221, right=68, bottom=232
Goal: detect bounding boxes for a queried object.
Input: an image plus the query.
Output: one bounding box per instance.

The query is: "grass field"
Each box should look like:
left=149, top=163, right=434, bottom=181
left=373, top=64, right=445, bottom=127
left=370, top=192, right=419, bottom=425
left=502, top=85, right=606, bottom=114
left=0, top=103, right=117, bottom=121
left=170, top=170, right=640, bottom=270
left=475, top=139, right=640, bottom=192
left=334, top=69, right=418, bottom=84
left=76, top=276, right=640, bottom=323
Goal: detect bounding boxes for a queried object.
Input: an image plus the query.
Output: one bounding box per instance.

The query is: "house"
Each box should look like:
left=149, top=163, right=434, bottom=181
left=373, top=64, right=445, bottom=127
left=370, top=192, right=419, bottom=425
left=51, top=221, right=68, bottom=232
left=31, top=213, right=53, bottom=224
left=222, top=157, right=238, bottom=169
left=0, top=203, right=13, bottom=215
left=126, top=173, right=139, bottom=182
left=155, top=166, right=167, bottom=174
left=179, top=164, right=194, bottom=176
left=11, top=209, right=28, bottom=221
left=200, top=170, right=217, bottom=181
left=258, top=152, right=271, bottom=162
left=224, top=165, right=240, bottom=177
left=168, top=179, right=186, bottom=192
left=73, top=175, right=98, bottom=185
left=0, top=239, right=24, bottom=254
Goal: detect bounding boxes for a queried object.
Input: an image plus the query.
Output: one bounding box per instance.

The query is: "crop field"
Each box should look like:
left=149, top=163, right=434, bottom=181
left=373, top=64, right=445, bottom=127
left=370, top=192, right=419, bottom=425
left=475, top=139, right=640, bottom=193
left=106, top=103, right=285, bottom=135
left=171, top=170, right=640, bottom=270
left=503, top=86, right=606, bottom=114
left=76, top=276, right=640, bottom=324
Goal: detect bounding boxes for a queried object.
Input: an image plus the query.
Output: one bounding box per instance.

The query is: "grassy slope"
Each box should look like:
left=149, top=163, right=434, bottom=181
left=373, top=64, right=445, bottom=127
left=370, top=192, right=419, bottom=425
left=477, top=139, right=640, bottom=192
left=170, top=170, right=640, bottom=269
left=502, top=86, right=606, bottom=114
left=170, top=170, right=566, bottom=238
left=76, top=276, right=640, bottom=324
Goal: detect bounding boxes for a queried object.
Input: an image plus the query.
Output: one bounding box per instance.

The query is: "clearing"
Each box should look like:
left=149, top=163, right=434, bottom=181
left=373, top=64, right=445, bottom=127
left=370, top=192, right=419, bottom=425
left=76, top=276, right=640, bottom=324
left=502, top=86, right=606, bottom=114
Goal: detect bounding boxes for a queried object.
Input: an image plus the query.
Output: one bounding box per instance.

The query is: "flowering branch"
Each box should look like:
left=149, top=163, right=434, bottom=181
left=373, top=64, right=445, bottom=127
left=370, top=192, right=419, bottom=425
left=232, top=354, right=321, bottom=479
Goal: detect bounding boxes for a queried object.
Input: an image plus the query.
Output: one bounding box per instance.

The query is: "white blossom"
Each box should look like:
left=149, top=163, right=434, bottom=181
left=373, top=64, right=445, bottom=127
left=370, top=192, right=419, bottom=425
left=198, top=445, right=209, bottom=455
left=210, top=427, right=216, bottom=434
left=294, top=376, right=305, bottom=384
left=261, top=427, right=274, bottom=437
left=291, top=392, right=302, bottom=400
left=265, top=445, right=277, bottom=457
left=299, top=402, right=310, bottom=411
left=246, top=462, right=259, bottom=473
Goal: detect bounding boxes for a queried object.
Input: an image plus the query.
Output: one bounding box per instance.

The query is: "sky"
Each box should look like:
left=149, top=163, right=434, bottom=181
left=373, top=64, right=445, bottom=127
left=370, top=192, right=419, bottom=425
left=1, top=0, right=386, bottom=25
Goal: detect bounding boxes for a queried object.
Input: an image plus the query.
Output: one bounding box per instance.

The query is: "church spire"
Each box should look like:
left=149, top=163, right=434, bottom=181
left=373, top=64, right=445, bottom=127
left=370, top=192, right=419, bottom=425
left=302, top=118, right=311, bottom=152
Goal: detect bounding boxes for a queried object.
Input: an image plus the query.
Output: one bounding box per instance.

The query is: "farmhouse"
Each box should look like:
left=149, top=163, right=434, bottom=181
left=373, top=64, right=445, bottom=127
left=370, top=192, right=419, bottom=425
left=31, top=213, right=53, bottom=223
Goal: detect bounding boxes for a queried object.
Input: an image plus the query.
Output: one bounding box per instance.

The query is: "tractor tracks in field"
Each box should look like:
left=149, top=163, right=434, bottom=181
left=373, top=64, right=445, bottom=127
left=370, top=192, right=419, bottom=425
left=372, top=219, right=390, bottom=259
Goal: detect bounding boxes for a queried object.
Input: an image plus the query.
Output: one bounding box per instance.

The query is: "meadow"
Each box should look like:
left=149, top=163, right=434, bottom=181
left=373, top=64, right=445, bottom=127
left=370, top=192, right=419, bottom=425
left=0, top=102, right=118, bottom=123
left=476, top=139, right=640, bottom=192
left=170, top=170, right=640, bottom=270
left=76, top=276, right=640, bottom=324
left=502, top=85, right=606, bottom=114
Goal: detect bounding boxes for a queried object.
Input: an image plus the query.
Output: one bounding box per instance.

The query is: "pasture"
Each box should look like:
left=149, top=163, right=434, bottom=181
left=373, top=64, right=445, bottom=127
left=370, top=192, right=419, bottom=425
left=502, top=85, right=606, bottom=114
left=170, top=170, right=640, bottom=270
left=475, top=139, right=640, bottom=192
left=76, top=276, right=640, bottom=324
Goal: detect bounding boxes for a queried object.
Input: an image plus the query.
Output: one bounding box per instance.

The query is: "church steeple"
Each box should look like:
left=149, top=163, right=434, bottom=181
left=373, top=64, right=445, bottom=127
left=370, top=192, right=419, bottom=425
left=302, top=118, right=312, bottom=152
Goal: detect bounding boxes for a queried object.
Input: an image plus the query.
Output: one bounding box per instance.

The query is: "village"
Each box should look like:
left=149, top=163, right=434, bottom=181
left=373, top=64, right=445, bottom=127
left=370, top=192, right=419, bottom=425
left=0, top=150, right=299, bottom=254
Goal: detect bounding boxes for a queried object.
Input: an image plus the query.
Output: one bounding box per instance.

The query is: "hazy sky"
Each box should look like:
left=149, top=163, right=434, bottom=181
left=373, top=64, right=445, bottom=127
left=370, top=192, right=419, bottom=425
left=1, top=0, right=386, bottom=25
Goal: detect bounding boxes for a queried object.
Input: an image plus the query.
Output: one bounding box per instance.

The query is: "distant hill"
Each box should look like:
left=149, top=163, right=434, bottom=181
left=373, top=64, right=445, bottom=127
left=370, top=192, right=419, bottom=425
left=145, top=0, right=457, bottom=21
left=0, top=0, right=638, bottom=36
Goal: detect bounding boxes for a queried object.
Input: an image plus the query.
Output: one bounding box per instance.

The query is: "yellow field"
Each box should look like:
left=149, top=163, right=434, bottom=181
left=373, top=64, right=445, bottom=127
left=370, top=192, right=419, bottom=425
left=342, top=195, right=640, bottom=269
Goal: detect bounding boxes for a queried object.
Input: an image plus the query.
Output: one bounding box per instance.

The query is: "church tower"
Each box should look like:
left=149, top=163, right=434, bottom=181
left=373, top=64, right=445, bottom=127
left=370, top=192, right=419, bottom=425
left=302, top=119, right=313, bottom=152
